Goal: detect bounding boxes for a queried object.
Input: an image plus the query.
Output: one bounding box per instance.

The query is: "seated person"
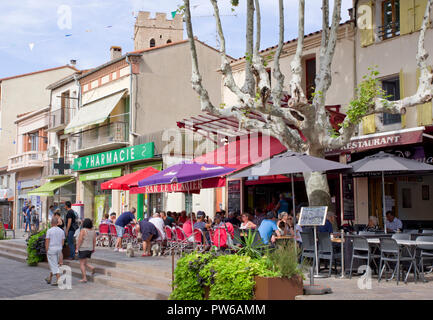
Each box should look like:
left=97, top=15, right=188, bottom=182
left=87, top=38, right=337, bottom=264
left=318, top=212, right=335, bottom=233
left=258, top=211, right=281, bottom=245
left=135, top=220, right=159, bottom=257
left=100, top=213, right=111, bottom=224
left=193, top=211, right=211, bottom=244
left=366, top=216, right=379, bottom=232
left=182, top=212, right=196, bottom=237
left=109, top=212, right=116, bottom=224
left=385, top=211, right=402, bottom=233
left=240, top=213, right=256, bottom=230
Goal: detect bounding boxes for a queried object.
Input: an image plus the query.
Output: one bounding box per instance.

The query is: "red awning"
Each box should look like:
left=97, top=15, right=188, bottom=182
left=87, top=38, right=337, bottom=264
left=101, top=167, right=160, bottom=190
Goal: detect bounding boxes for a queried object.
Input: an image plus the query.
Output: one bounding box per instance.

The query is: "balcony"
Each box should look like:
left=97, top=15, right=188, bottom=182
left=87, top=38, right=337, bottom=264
left=378, top=21, right=400, bottom=41
left=70, top=122, right=129, bottom=156
left=48, top=108, right=70, bottom=132
left=8, top=151, right=47, bottom=172
left=42, top=156, right=75, bottom=177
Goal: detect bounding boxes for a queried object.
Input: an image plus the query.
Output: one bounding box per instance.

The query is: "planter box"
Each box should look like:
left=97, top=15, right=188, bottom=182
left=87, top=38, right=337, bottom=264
left=254, top=275, right=303, bottom=300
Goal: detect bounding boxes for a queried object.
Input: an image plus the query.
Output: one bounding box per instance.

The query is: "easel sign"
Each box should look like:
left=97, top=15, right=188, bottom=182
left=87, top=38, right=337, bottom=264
left=299, top=206, right=328, bottom=226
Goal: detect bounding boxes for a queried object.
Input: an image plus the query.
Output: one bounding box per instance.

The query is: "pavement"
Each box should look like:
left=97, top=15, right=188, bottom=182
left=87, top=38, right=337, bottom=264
left=298, top=271, right=433, bottom=300
left=0, top=256, right=147, bottom=300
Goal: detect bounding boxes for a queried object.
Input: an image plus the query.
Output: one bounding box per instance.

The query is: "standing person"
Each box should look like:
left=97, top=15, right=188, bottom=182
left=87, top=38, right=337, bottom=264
left=23, top=201, right=31, bottom=233
left=135, top=219, right=158, bottom=257
left=48, top=205, right=55, bottom=223
left=45, top=217, right=65, bottom=286
left=31, top=206, right=39, bottom=232
left=275, top=193, right=290, bottom=215
left=75, top=218, right=96, bottom=283
left=114, top=208, right=137, bottom=252
left=53, top=211, right=64, bottom=266
left=64, top=201, right=78, bottom=260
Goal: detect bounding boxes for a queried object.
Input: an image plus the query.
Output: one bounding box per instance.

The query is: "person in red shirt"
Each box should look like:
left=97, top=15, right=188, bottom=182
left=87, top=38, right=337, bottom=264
left=178, top=211, right=187, bottom=224
left=182, top=212, right=196, bottom=237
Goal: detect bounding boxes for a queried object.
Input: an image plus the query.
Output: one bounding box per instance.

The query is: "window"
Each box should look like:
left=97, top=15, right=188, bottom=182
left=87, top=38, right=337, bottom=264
left=379, top=0, right=400, bottom=40
left=382, top=76, right=401, bottom=125
left=305, top=58, right=316, bottom=102
left=28, top=133, right=39, bottom=151
left=166, top=39, right=172, bottom=44
left=150, top=38, right=155, bottom=48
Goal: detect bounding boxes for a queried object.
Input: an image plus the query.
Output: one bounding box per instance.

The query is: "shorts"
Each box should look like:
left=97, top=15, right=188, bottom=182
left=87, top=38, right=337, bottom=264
left=78, top=250, right=92, bottom=259
left=115, top=224, right=125, bottom=238
left=140, top=223, right=158, bottom=241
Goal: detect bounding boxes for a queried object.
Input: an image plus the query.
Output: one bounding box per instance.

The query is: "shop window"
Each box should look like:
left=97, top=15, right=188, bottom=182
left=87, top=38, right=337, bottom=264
left=379, top=0, right=400, bottom=40
left=305, top=58, right=316, bottom=102
left=150, top=38, right=155, bottom=48
left=382, top=76, right=401, bottom=125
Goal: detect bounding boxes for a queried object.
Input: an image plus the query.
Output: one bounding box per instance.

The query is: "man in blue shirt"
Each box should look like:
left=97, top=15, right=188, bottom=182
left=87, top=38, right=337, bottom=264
left=23, top=201, right=31, bottom=232
left=318, top=212, right=335, bottom=233
left=114, top=208, right=136, bottom=252
left=258, top=212, right=281, bottom=245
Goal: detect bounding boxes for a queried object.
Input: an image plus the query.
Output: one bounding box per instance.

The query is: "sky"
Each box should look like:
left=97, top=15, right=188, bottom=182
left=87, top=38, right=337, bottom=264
left=0, top=0, right=352, bottom=79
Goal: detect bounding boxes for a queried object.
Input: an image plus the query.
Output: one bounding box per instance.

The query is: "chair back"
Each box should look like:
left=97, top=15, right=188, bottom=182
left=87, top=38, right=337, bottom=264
left=300, top=232, right=315, bottom=251
left=108, top=224, right=117, bottom=236
left=358, top=231, right=375, bottom=236
left=353, top=236, right=369, bottom=251
left=165, top=226, right=174, bottom=240
left=392, top=233, right=411, bottom=240
left=99, top=224, right=109, bottom=234
left=416, top=236, right=433, bottom=250
left=193, top=229, right=205, bottom=243
left=318, top=232, right=332, bottom=253
left=380, top=238, right=399, bottom=254
left=175, top=226, right=186, bottom=241
left=422, top=229, right=433, bottom=235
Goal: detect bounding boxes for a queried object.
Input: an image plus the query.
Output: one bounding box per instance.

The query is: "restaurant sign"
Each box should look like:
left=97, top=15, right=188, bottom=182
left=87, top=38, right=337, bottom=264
left=326, top=129, right=424, bottom=155
left=129, top=177, right=226, bottom=194
left=73, top=142, right=154, bottom=171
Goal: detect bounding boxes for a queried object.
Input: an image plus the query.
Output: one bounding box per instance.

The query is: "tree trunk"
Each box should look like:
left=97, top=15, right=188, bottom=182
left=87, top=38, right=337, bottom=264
left=303, top=172, right=331, bottom=208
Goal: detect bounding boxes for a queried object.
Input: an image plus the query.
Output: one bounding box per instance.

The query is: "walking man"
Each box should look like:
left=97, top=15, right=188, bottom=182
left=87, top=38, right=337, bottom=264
left=45, top=216, right=65, bottom=286
left=64, top=201, right=78, bottom=260
left=23, top=200, right=31, bottom=232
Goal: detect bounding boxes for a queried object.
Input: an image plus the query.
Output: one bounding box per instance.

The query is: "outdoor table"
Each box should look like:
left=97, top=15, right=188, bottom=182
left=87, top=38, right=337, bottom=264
left=275, top=235, right=295, bottom=248
left=366, top=238, right=433, bottom=282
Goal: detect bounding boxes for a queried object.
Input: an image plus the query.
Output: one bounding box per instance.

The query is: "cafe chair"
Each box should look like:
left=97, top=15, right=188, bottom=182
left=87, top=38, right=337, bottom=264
left=318, top=232, right=341, bottom=277
left=300, top=232, right=316, bottom=270
left=416, top=236, right=433, bottom=282
left=404, top=229, right=420, bottom=234
left=378, top=238, right=417, bottom=285
left=349, top=236, right=380, bottom=279
left=358, top=231, right=376, bottom=236
left=421, top=230, right=433, bottom=235
left=392, top=233, right=411, bottom=241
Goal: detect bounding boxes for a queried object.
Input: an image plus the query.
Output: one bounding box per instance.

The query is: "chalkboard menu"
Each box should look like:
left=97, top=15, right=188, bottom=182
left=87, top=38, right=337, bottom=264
left=228, top=180, right=241, bottom=214
left=299, top=206, right=328, bottom=226
left=342, top=175, right=355, bottom=220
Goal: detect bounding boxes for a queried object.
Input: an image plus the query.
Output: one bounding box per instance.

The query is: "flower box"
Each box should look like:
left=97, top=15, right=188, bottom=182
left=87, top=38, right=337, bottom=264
left=254, top=275, right=303, bottom=300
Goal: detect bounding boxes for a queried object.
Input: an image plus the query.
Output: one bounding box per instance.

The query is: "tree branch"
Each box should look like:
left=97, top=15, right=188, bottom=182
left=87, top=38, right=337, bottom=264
left=242, top=0, right=256, bottom=96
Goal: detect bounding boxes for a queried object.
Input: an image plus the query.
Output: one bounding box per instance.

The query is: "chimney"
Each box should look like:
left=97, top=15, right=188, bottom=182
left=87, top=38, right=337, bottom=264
left=69, top=59, right=77, bottom=66
left=110, top=46, right=122, bottom=60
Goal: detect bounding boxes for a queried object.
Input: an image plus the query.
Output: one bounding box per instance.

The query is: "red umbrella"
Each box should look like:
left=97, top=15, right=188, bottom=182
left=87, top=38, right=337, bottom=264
left=101, top=167, right=160, bottom=190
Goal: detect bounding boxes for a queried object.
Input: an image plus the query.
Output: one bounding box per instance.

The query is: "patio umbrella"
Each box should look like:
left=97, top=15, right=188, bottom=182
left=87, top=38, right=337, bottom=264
left=349, top=151, right=433, bottom=233
left=101, top=167, right=160, bottom=190
left=138, top=162, right=236, bottom=235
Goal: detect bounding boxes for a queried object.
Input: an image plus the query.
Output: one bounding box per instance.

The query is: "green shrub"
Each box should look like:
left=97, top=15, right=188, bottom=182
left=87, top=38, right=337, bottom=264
left=200, top=255, right=279, bottom=300
left=27, top=229, right=47, bottom=266
left=234, top=229, right=266, bottom=259
left=169, top=252, right=216, bottom=300
left=266, top=242, right=306, bottom=279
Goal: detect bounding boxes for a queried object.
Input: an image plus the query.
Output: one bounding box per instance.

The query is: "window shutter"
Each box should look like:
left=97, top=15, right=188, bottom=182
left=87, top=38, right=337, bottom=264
left=360, top=1, right=375, bottom=47
left=400, top=0, right=416, bottom=35
left=415, top=0, right=429, bottom=31
left=400, top=69, right=407, bottom=128
left=362, top=114, right=376, bottom=134
left=416, top=67, right=433, bottom=126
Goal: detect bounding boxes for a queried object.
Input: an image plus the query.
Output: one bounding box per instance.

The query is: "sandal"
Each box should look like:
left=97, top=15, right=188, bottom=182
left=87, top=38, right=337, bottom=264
left=141, top=253, right=151, bottom=257
left=45, top=277, right=51, bottom=284
left=79, top=279, right=88, bottom=283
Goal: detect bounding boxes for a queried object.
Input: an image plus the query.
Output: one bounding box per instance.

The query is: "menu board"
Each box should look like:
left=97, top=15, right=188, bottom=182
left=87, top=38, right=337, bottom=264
left=228, top=180, right=241, bottom=214
left=299, top=206, right=328, bottom=226
left=343, top=175, right=355, bottom=220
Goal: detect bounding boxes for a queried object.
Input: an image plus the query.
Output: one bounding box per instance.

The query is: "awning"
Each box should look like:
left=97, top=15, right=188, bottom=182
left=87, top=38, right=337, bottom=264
left=27, top=178, right=75, bottom=197
left=101, top=167, right=159, bottom=190
left=65, top=90, right=126, bottom=133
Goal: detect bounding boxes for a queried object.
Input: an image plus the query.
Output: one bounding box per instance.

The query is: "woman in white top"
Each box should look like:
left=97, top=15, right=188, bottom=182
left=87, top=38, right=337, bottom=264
left=45, top=217, right=65, bottom=286
left=240, top=213, right=257, bottom=230
left=76, top=218, right=96, bottom=283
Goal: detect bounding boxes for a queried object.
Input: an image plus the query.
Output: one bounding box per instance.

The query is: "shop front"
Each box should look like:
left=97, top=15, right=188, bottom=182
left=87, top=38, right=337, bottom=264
left=0, top=189, right=13, bottom=229
left=73, top=142, right=156, bottom=223
left=16, top=178, right=42, bottom=230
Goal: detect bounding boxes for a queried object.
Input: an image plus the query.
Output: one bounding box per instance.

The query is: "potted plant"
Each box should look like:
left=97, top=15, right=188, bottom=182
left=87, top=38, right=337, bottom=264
left=254, top=242, right=305, bottom=300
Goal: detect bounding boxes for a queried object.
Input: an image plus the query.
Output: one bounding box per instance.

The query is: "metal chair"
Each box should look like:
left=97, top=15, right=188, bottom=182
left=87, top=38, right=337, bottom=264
left=358, top=231, right=376, bottom=236
left=404, top=229, right=420, bottom=234
left=392, top=233, right=411, bottom=241
left=378, top=238, right=417, bottom=285
left=422, top=230, right=433, bottom=235
left=349, top=236, right=380, bottom=278
left=318, top=232, right=341, bottom=277
left=300, top=232, right=316, bottom=270
left=416, top=236, right=433, bottom=281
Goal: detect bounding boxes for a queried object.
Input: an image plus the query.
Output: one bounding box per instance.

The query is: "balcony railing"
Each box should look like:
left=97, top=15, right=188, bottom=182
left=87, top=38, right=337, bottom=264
left=42, top=156, right=75, bottom=177
left=8, top=151, right=46, bottom=172
left=48, top=108, right=70, bottom=131
left=70, top=122, right=129, bottom=155
left=377, top=21, right=400, bottom=40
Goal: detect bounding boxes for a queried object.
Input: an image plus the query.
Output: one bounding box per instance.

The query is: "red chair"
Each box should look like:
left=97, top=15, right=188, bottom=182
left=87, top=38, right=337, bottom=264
left=97, top=224, right=110, bottom=247
left=108, top=224, right=118, bottom=247
left=175, top=226, right=191, bottom=253
left=165, top=226, right=177, bottom=255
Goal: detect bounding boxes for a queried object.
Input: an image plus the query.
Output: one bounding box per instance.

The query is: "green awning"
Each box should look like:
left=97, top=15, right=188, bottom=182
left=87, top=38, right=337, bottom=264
left=65, top=90, right=126, bottom=134
left=28, top=178, right=75, bottom=197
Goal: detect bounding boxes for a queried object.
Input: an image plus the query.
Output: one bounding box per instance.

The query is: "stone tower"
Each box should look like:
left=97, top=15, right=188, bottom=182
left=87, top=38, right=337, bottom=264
left=134, top=12, right=183, bottom=51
